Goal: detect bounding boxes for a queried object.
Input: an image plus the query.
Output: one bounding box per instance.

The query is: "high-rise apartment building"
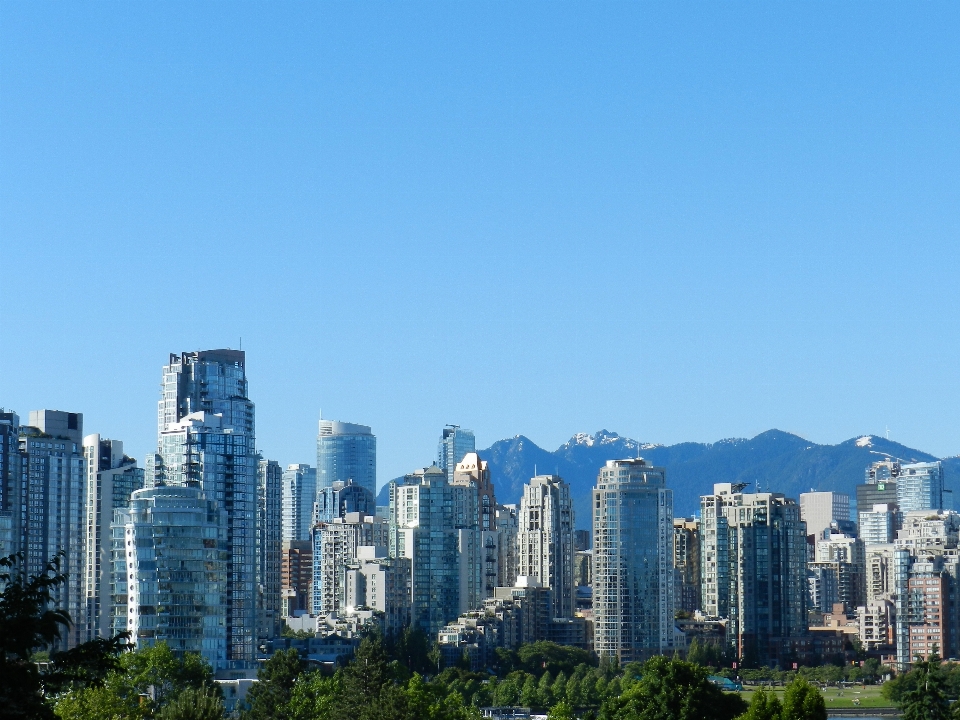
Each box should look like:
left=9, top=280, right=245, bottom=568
left=389, top=466, right=461, bottom=635
left=674, top=518, right=701, bottom=615
left=0, top=410, right=22, bottom=558
left=281, top=540, right=313, bottom=617
left=518, top=475, right=575, bottom=620
left=81, top=435, right=143, bottom=641
left=897, top=462, right=944, bottom=513
left=344, top=545, right=412, bottom=636
left=700, top=483, right=808, bottom=666
left=496, top=504, right=519, bottom=588
left=437, top=426, right=475, bottom=482
left=808, top=531, right=865, bottom=613
left=593, top=459, right=675, bottom=663
left=256, top=458, right=282, bottom=642
left=452, top=452, right=500, bottom=606
left=20, top=410, right=86, bottom=648
left=282, top=464, right=317, bottom=542
left=313, top=512, right=388, bottom=616
left=800, top=491, right=850, bottom=539
left=113, top=485, right=227, bottom=669
left=152, top=350, right=258, bottom=665
left=317, top=420, right=376, bottom=498
left=860, top=504, right=897, bottom=546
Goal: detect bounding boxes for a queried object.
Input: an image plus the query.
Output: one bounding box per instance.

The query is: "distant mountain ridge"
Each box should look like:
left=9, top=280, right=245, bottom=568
left=376, top=429, right=959, bottom=531
left=481, top=430, right=959, bottom=530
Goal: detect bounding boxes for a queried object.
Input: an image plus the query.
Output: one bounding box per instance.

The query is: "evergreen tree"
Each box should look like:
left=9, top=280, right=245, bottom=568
left=242, top=648, right=307, bottom=720
left=335, top=633, right=391, bottom=720
left=539, top=671, right=554, bottom=707
left=899, top=657, right=951, bottom=720
left=552, top=670, right=568, bottom=703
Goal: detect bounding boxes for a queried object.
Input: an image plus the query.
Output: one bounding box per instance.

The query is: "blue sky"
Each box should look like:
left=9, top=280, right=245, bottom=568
left=2, top=2, right=959, bottom=487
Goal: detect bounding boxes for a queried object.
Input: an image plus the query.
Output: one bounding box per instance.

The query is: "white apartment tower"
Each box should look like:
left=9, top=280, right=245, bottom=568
left=799, top=491, right=850, bottom=539
left=81, top=434, right=143, bottom=641
left=282, top=463, right=317, bottom=542
left=518, top=475, right=575, bottom=620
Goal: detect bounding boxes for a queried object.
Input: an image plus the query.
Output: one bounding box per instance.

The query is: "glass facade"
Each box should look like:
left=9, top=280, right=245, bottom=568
left=389, top=466, right=461, bottom=635
left=315, top=480, right=375, bottom=524
left=593, top=459, right=674, bottom=663
left=437, top=426, right=475, bottom=482
left=317, top=420, right=376, bottom=498
left=256, top=458, right=283, bottom=642
left=152, top=349, right=258, bottom=666
left=897, top=461, right=944, bottom=513
left=282, top=464, right=316, bottom=542
left=113, top=485, right=227, bottom=669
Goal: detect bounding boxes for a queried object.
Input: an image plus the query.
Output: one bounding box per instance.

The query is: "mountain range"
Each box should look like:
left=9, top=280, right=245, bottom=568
left=378, top=430, right=960, bottom=530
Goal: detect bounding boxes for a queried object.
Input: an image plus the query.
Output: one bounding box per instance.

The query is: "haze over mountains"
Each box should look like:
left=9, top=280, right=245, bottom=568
left=380, top=430, right=960, bottom=531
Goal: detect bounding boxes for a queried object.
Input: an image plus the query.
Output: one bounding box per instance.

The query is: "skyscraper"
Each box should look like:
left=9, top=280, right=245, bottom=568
left=82, top=434, right=143, bottom=641
left=152, top=350, right=258, bottom=665
left=114, top=485, right=227, bottom=669
left=897, top=462, right=944, bottom=513
left=700, top=484, right=808, bottom=666
left=800, top=491, right=850, bottom=539
left=317, top=420, right=376, bottom=498
left=673, top=518, right=701, bottom=615
left=282, top=464, right=317, bottom=542
left=437, top=426, right=475, bottom=482
left=518, top=475, right=575, bottom=620
left=315, top=480, right=375, bottom=524
left=593, top=459, right=675, bottom=663
left=389, top=466, right=461, bottom=635
left=21, top=410, right=86, bottom=649
left=858, top=460, right=900, bottom=518
left=453, top=452, right=499, bottom=603
left=256, top=458, right=283, bottom=642
left=0, top=410, right=22, bottom=558
left=313, top=512, right=388, bottom=616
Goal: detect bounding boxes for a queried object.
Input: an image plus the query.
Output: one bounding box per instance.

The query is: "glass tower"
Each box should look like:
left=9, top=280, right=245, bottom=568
left=256, top=458, right=282, bottom=643
left=113, top=485, right=227, bottom=670
left=316, top=420, right=376, bottom=498
left=151, top=349, right=258, bottom=666
left=593, top=459, right=675, bottom=663
left=437, top=426, right=475, bottom=482
left=281, top=464, right=317, bottom=542
left=897, top=461, right=944, bottom=513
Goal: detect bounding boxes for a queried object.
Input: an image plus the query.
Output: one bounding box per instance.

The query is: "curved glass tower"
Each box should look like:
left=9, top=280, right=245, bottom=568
left=316, top=420, right=376, bottom=498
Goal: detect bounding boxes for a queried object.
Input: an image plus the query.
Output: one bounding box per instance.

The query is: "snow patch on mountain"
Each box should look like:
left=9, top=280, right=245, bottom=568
left=856, top=436, right=873, bottom=447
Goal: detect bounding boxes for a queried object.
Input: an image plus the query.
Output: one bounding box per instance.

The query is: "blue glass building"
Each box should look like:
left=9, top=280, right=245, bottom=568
left=316, top=420, right=376, bottom=498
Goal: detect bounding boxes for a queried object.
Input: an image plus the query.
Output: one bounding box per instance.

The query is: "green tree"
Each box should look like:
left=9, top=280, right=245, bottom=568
left=0, top=552, right=130, bottom=720
left=736, top=686, right=782, bottom=720
left=286, top=671, right=341, bottom=720
left=898, top=657, right=950, bottom=720
left=548, top=699, right=576, bottom=720
left=539, top=671, right=554, bottom=707
left=552, top=671, right=568, bottom=703
left=54, top=643, right=219, bottom=720
left=518, top=641, right=595, bottom=677
left=242, top=648, right=307, bottom=720
left=521, top=674, right=540, bottom=707
left=157, top=685, right=225, bottom=720
left=599, top=655, right=747, bottom=720
left=335, top=632, right=391, bottom=720
left=780, top=676, right=827, bottom=720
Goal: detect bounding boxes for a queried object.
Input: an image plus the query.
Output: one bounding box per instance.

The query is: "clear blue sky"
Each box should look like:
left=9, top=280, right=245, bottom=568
left=2, top=2, right=959, bottom=487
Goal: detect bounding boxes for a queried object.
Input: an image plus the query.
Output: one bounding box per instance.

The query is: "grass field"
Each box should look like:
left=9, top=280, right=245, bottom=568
left=736, top=684, right=894, bottom=709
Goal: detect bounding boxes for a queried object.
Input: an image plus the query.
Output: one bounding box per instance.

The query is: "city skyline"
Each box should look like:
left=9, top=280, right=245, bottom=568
left=3, top=3, right=960, bottom=484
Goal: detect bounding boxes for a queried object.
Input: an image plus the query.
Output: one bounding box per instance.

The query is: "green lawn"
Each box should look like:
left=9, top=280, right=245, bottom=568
left=736, top=684, right=894, bottom=709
